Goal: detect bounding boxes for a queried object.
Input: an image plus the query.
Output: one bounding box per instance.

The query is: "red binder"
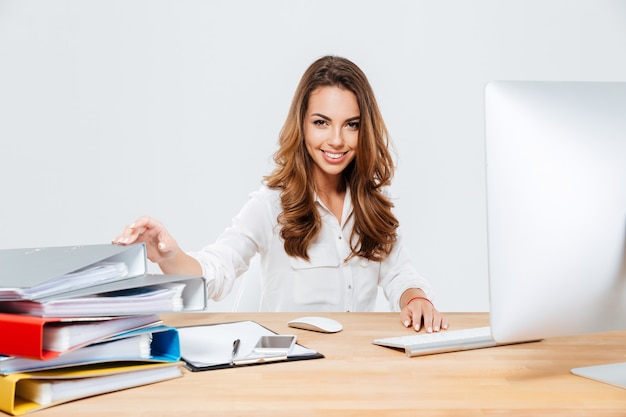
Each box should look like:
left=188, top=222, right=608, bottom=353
left=0, top=313, right=160, bottom=360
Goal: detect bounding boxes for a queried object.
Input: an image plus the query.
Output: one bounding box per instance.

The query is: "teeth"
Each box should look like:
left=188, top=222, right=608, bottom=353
left=324, top=151, right=344, bottom=159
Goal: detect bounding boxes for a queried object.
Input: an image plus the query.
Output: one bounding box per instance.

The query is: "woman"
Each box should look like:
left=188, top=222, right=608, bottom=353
left=113, top=55, right=448, bottom=333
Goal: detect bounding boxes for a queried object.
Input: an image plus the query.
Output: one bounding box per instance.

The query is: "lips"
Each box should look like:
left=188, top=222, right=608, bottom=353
left=322, top=150, right=347, bottom=160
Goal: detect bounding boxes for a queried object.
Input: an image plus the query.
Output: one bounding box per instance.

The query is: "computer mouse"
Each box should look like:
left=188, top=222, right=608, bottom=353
left=287, top=316, right=343, bottom=333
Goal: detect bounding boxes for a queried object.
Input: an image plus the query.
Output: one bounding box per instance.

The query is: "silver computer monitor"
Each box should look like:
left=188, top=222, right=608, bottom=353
left=484, top=80, right=626, bottom=388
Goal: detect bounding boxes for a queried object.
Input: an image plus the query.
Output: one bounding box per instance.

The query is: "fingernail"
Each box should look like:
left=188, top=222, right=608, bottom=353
left=403, top=320, right=410, bottom=327
left=121, top=237, right=128, bottom=244
left=158, top=242, right=166, bottom=250
left=434, top=326, right=440, bottom=332
left=427, top=327, right=433, bottom=333
left=129, top=222, right=135, bottom=229
left=443, top=324, right=448, bottom=330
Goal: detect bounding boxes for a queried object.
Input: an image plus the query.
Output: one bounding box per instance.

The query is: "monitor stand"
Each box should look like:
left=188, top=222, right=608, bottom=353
left=571, top=362, right=626, bottom=389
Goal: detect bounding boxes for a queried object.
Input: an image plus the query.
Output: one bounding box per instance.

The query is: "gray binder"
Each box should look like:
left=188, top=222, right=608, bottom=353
left=0, top=243, right=207, bottom=315
left=0, top=244, right=147, bottom=297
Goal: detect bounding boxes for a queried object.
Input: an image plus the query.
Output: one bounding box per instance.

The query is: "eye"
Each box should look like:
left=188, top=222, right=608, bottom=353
left=313, top=119, right=328, bottom=127
left=347, top=121, right=360, bottom=130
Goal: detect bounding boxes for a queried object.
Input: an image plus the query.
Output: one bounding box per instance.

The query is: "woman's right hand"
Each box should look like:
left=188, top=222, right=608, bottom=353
left=112, top=216, right=180, bottom=264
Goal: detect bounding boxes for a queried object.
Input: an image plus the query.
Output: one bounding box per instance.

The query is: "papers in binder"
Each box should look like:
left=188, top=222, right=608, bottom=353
left=0, top=282, right=188, bottom=317
left=18, top=262, right=129, bottom=300
left=16, top=364, right=181, bottom=406
left=43, top=315, right=160, bottom=352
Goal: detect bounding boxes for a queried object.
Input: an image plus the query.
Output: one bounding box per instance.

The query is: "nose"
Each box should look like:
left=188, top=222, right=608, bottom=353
left=327, top=126, right=344, bottom=148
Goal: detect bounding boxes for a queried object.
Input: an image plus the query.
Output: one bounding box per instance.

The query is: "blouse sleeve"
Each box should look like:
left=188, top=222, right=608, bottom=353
left=378, top=230, right=434, bottom=311
left=187, top=187, right=277, bottom=301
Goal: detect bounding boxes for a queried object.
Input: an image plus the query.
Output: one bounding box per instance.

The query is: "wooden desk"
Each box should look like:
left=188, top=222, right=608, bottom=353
left=31, top=313, right=626, bottom=417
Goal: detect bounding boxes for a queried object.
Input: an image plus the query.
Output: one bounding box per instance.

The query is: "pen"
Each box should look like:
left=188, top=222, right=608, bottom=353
left=233, top=355, right=287, bottom=366
left=231, top=339, right=241, bottom=365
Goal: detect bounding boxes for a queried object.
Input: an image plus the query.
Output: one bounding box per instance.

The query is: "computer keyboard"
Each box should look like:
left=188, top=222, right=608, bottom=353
left=372, top=326, right=498, bottom=357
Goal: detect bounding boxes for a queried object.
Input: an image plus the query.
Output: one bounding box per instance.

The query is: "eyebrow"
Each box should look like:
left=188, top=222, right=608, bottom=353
left=310, top=113, right=360, bottom=122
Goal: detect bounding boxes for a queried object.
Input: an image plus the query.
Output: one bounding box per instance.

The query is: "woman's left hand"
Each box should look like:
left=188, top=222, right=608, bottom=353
left=400, top=289, right=448, bottom=333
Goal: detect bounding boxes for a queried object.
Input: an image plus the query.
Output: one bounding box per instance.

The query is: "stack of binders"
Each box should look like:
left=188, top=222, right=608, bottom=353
left=0, top=243, right=207, bottom=415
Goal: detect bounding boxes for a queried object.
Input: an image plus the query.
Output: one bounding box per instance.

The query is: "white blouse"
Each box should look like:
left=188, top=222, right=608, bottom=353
left=188, top=185, right=432, bottom=312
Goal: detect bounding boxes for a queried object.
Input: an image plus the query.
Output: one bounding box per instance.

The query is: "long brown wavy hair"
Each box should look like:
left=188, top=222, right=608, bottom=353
left=264, top=55, right=398, bottom=262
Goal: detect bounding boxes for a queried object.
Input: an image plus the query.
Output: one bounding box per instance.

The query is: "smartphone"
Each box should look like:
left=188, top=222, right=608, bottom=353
left=252, top=335, right=297, bottom=356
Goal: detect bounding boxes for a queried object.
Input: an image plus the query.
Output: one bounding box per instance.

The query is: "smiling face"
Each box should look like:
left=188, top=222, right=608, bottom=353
left=303, top=86, right=360, bottom=189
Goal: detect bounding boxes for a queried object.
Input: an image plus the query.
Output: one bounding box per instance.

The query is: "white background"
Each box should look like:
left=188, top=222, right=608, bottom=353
left=1, top=0, right=625, bottom=312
